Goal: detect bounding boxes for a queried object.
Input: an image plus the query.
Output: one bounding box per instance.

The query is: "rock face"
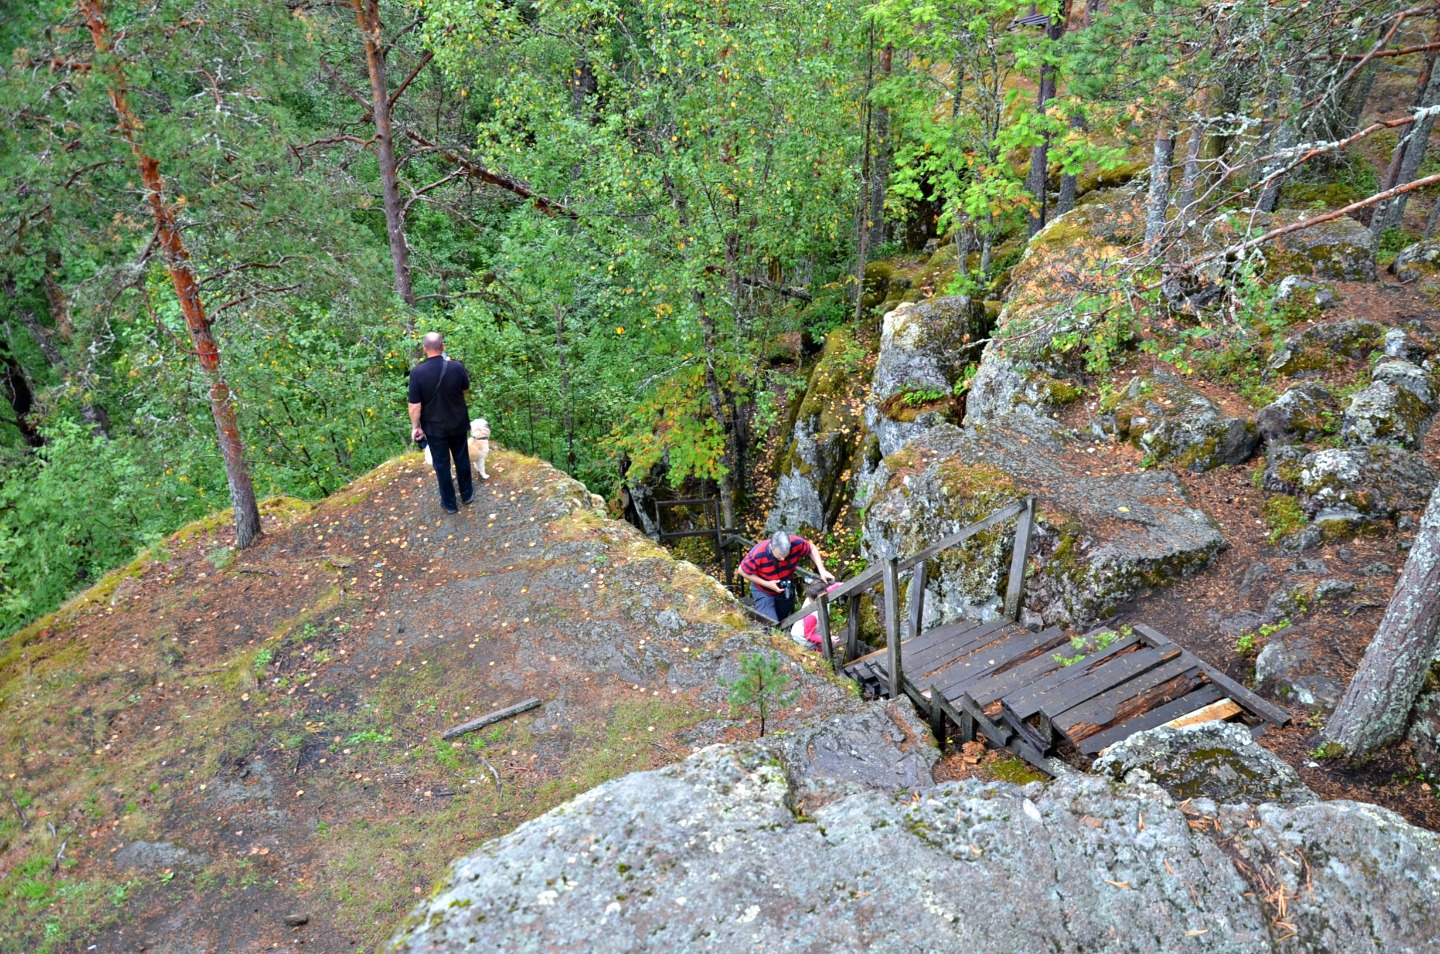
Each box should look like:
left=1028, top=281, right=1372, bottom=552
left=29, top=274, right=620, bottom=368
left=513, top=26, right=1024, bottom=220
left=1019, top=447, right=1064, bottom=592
left=1390, top=241, right=1440, bottom=282
left=1094, top=722, right=1314, bottom=804
left=391, top=706, right=1440, bottom=954
left=1101, top=370, right=1257, bottom=471
left=1292, top=445, right=1437, bottom=530
left=862, top=296, right=989, bottom=464
left=1253, top=634, right=1346, bottom=709
left=767, top=328, right=870, bottom=536
left=1269, top=319, right=1385, bottom=375
left=967, top=186, right=1144, bottom=424
left=862, top=416, right=1225, bottom=626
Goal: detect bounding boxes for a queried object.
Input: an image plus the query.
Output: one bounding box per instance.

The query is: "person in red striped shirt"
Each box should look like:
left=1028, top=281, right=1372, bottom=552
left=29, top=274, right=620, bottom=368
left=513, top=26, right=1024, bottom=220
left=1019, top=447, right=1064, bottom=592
left=738, top=530, right=835, bottom=624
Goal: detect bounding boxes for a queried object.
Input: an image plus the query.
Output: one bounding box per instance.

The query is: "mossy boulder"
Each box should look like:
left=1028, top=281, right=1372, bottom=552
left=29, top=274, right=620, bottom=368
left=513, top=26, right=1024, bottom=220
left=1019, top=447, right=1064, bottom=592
left=1242, top=210, right=1376, bottom=282
left=1100, top=370, right=1258, bottom=472
left=1389, top=241, right=1440, bottom=283
left=1295, top=445, right=1437, bottom=529
left=862, top=416, right=1225, bottom=627
left=1340, top=358, right=1437, bottom=449
left=1255, top=383, right=1338, bottom=446
left=767, top=328, right=872, bottom=537
left=1268, top=319, right=1385, bottom=374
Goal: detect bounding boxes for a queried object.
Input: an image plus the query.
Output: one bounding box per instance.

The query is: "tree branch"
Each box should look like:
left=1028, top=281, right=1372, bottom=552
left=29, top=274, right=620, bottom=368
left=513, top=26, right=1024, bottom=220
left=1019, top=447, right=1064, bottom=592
left=387, top=49, right=433, bottom=108
left=200, top=256, right=298, bottom=287
left=402, top=128, right=576, bottom=218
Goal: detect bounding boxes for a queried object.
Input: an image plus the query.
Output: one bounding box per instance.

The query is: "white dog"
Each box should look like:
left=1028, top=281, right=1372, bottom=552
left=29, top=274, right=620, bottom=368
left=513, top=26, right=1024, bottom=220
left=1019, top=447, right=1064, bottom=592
left=423, top=418, right=490, bottom=480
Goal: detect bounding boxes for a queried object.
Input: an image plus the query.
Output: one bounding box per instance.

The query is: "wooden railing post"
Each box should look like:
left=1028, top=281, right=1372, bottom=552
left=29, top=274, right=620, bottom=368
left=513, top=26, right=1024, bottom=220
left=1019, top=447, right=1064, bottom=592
left=845, top=594, right=860, bottom=665
left=907, top=559, right=927, bottom=645
left=1003, top=496, right=1035, bottom=622
left=883, top=557, right=902, bottom=699
left=816, top=592, right=835, bottom=670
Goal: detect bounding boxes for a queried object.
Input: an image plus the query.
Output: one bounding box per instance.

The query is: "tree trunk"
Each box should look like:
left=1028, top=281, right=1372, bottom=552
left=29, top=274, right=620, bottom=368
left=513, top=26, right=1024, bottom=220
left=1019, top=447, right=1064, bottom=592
left=1026, top=17, right=1065, bottom=237
left=81, top=0, right=261, bottom=549
left=694, top=293, right=738, bottom=532
left=1373, top=56, right=1440, bottom=237
left=1174, top=123, right=1205, bottom=227
left=0, top=343, right=42, bottom=446
left=867, top=44, right=892, bottom=250
left=1144, top=128, right=1176, bottom=252
left=555, top=306, right=576, bottom=472
left=1255, top=118, right=1295, bottom=214
left=854, top=23, right=875, bottom=322
left=9, top=284, right=110, bottom=438
left=1056, top=114, right=1084, bottom=218
left=1323, top=482, right=1440, bottom=756
left=351, top=0, right=415, bottom=306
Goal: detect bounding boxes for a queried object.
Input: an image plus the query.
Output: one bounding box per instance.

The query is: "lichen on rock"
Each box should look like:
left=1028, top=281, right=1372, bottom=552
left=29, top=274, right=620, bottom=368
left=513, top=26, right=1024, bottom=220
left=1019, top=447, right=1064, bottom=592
left=1099, top=369, right=1257, bottom=472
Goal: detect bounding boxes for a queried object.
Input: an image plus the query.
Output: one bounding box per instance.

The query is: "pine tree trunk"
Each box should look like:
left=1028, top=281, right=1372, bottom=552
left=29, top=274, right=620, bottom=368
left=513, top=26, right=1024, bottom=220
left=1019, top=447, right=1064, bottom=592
left=81, top=0, right=261, bottom=549
left=352, top=0, right=415, bottom=306
left=1323, top=482, right=1440, bottom=756
left=1374, top=61, right=1440, bottom=238
left=555, top=306, right=576, bottom=472
left=867, top=44, right=893, bottom=250
left=1026, top=17, right=1066, bottom=236
left=1174, top=123, right=1205, bottom=228
left=1056, top=111, right=1084, bottom=218
left=1144, top=128, right=1176, bottom=252
left=853, top=23, right=875, bottom=322
left=694, top=294, right=738, bottom=532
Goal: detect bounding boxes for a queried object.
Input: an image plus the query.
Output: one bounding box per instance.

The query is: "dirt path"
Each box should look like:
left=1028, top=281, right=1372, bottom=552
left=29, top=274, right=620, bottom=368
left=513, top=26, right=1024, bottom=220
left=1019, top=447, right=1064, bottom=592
left=0, top=451, right=854, bottom=953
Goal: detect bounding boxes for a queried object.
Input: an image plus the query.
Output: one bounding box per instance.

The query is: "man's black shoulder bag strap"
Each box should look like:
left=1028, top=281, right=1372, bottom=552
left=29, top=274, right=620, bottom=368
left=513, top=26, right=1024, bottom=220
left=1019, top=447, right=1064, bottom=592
left=427, top=356, right=450, bottom=406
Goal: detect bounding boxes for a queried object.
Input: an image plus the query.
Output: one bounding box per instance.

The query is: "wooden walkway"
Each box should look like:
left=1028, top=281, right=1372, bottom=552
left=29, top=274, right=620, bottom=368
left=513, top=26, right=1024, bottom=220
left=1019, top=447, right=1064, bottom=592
left=770, top=497, right=1289, bottom=775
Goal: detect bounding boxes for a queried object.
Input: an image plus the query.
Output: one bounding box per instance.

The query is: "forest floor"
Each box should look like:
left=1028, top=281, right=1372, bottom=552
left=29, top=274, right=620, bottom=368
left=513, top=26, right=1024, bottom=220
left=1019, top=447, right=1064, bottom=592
left=0, top=451, right=852, bottom=953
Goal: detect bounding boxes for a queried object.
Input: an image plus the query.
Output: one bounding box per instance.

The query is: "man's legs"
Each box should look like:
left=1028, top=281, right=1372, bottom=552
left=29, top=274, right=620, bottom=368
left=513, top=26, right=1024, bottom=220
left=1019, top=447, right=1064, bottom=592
left=448, top=432, right=474, bottom=504
left=427, top=431, right=460, bottom=512
left=750, top=583, right=795, bottom=624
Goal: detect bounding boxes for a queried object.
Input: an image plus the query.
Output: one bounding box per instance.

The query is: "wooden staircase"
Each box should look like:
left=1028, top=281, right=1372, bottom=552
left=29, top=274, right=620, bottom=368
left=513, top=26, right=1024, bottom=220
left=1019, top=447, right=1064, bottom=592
left=773, top=497, right=1290, bottom=774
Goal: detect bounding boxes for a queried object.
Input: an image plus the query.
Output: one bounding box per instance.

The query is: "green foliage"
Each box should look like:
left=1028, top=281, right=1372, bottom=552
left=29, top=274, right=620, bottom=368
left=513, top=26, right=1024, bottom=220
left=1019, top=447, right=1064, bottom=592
left=345, top=729, right=394, bottom=747
left=1053, top=627, right=1120, bottom=667
left=721, top=651, right=798, bottom=737
left=1236, top=618, right=1289, bottom=657
left=1263, top=496, right=1307, bottom=543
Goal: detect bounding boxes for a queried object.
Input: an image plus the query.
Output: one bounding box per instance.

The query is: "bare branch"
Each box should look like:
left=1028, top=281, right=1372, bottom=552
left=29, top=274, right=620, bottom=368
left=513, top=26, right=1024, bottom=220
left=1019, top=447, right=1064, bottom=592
left=402, top=128, right=577, bottom=218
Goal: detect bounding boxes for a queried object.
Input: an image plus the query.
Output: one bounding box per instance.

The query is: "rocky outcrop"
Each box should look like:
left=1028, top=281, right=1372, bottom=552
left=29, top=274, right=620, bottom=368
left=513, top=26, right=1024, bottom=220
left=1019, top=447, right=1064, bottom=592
left=861, top=416, right=1225, bottom=626
left=393, top=708, right=1440, bottom=954
left=862, top=296, right=990, bottom=463
left=967, top=185, right=1144, bottom=424
left=1099, top=370, right=1257, bottom=471
left=767, top=328, right=870, bottom=536
left=1291, top=445, right=1437, bottom=534
left=1390, top=241, right=1440, bottom=282
left=1253, top=633, right=1346, bottom=709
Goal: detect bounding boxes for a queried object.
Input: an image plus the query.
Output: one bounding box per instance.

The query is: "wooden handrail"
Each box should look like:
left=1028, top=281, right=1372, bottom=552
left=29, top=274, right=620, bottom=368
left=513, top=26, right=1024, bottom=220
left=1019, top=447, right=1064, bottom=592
left=896, top=499, right=1027, bottom=572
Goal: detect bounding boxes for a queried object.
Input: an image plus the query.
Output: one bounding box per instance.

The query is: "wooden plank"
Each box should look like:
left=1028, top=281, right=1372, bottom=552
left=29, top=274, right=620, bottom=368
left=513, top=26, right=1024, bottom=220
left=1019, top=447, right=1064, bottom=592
left=883, top=559, right=902, bottom=699
left=928, top=682, right=947, bottom=748
left=1050, top=657, right=1202, bottom=743
left=1003, top=497, right=1034, bottom=621
left=947, top=693, right=1065, bottom=778
left=959, top=643, right=1070, bottom=707
left=441, top=698, right=541, bottom=739
left=998, top=634, right=1139, bottom=718
left=935, top=628, right=1070, bottom=700
left=845, top=594, right=859, bottom=664
left=1132, top=624, right=1291, bottom=726
left=1007, top=642, right=1172, bottom=722
left=1165, top=698, right=1242, bottom=730
left=897, top=500, right=1026, bottom=572
left=902, top=618, right=1014, bottom=678
left=1076, top=685, right=1227, bottom=756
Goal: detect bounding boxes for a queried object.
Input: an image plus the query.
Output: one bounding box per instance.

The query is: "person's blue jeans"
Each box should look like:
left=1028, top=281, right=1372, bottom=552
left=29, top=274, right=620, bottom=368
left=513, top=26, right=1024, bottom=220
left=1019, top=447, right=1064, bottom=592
left=426, top=429, right=473, bottom=511
left=751, top=580, right=795, bottom=624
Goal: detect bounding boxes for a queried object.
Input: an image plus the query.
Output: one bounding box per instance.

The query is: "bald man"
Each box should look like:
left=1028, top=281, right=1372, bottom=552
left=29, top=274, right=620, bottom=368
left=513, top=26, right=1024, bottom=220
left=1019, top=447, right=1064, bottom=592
left=407, top=332, right=473, bottom=513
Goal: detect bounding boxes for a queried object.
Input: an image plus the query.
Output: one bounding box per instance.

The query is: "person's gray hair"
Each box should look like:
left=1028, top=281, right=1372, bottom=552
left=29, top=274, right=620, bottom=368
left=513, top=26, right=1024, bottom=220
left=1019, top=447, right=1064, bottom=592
left=768, top=531, right=792, bottom=559
left=422, top=331, right=444, bottom=353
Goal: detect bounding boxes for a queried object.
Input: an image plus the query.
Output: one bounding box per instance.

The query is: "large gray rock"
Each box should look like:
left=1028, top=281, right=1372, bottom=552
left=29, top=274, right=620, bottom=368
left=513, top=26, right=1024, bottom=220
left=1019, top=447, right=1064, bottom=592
left=1101, top=370, right=1257, bottom=471
left=767, top=328, right=870, bottom=536
left=1094, top=722, right=1313, bottom=805
left=392, top=708, right=1440, bottom=954
left=1253, top=633, right=1346, bottom=709
left=1390, top=241, right=1440, bottom=282
left=1295, top=445, right=1437, bottom=530
left=862, top=416, right=1225, bottom=626
left=1340, top=362, right=1434, bottom=449
left=1255, top=383, right=1337, bottom=445
left=863, top=296, right=989, bottom=462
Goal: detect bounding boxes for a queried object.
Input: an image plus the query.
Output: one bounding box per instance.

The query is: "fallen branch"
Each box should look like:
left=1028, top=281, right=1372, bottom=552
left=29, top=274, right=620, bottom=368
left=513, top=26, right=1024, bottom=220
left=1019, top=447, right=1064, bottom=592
left=2, top=789, right=28, bottom=830
left=442, top=698, right=541, bottom=740
left=1173, top=170, right=1440, bottom=278
left=478, top=754, right=502, bottom=797
left=403, top=129, right=576, bottom=218
left=238, top=566, right=280, bottom=577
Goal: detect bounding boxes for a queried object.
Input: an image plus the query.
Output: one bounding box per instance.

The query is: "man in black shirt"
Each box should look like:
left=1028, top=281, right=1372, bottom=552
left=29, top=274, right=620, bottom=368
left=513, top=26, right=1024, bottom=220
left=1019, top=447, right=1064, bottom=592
left=407, top=332, right=473, bottom=513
